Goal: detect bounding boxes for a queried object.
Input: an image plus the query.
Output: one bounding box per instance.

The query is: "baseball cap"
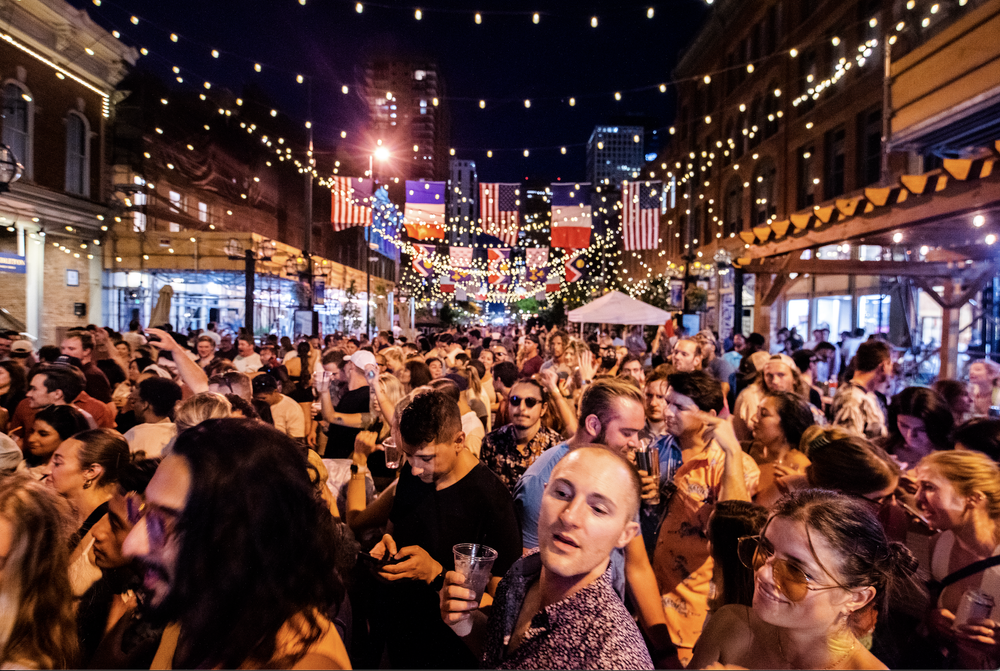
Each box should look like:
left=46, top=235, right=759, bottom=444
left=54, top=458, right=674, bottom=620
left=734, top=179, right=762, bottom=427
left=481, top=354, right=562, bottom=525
left=10, top=340, right=33, bottom=356
left=0, top=433, right=23, bottom=473
left=347, top=350, right=377, bottom=370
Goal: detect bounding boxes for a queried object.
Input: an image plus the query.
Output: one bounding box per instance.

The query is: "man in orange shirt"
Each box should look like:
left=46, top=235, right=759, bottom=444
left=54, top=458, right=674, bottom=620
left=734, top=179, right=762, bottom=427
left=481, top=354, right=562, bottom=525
left=8, top=363, right=114, bottom=442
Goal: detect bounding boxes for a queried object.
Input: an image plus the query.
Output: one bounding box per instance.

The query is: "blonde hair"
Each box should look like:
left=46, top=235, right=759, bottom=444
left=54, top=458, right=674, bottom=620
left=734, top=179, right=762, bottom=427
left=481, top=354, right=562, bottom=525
left=175, top=392, right=233, bottom=432
left=380, top=346, right=405, bottom=371
left=0, top=475, right=77, bottom=668
left=919, top=450, right=1000, bottom=522
left=372, top=373, right=405, bottom=415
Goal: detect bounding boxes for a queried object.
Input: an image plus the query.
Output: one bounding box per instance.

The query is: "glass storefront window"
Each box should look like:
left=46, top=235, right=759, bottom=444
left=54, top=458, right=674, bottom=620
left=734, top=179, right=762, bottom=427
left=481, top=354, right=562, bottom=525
left=858, top=294, right=891, bottom=335
left=815, top=295, right=851, bottom=338
left=787, top=298, right=809, bottom=334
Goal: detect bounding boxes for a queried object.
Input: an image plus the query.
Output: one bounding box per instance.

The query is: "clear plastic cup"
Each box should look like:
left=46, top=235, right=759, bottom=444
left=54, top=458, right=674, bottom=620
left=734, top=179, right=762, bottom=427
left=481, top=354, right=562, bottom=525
left=449, top=543, right=497, bottom=636
left=383, top=437, right=402, bottom=469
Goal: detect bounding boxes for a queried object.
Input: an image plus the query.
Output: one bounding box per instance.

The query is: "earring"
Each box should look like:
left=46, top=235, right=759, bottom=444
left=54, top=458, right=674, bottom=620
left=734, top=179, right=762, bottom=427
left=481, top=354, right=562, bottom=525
left=83, top=479, right=92, bottom=490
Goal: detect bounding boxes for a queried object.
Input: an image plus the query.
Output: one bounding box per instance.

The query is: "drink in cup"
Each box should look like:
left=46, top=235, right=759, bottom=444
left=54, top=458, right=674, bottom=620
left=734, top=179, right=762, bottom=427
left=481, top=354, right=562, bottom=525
left=449, top=543, right=498, bottom=637
left=633, top=440, right=661, bottom=505
left=382, top=437, right=402, bottom=470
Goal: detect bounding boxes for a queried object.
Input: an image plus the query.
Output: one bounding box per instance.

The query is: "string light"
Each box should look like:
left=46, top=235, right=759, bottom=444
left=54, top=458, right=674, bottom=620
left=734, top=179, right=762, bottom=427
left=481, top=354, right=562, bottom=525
left=415, top=8, right=422, bottom=19
left=591, top=16, right=598, bottom=27
left=475, top=12, right=482, bottom=23
left=533, top=12, right=540, bottom=23
left=355, top=3, right=363, bottom=13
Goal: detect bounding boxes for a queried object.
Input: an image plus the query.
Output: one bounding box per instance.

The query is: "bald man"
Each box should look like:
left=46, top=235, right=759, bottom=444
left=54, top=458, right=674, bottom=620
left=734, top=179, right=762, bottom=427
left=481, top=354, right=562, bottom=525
left=442, top=447, right=656, bottom=669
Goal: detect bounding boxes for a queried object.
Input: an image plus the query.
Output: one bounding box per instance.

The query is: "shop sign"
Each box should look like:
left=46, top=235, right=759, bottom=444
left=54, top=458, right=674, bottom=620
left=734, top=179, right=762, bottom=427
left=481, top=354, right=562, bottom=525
left=0, top=253, right=26, bottom=274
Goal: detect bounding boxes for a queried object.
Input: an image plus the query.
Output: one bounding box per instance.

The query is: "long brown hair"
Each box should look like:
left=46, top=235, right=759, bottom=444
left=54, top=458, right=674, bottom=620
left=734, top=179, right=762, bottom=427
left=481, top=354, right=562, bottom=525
left=0, top=475, right=78, bottom=668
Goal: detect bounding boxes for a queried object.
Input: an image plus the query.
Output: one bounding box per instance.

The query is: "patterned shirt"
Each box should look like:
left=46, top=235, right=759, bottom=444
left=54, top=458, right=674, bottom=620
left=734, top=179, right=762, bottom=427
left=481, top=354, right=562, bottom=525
left=482, top=552, right=654, bottom=670
left=480, top=423, right=563, bottom=493
left=831, top=381, right=887, bottom=440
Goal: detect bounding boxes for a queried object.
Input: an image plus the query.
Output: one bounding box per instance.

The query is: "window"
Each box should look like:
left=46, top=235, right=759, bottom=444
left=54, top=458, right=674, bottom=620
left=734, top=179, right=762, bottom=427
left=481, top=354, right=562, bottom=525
left=824, top=127, right=846, bottom=199
left=857, top=108, right=882, bottom=187
left=2, top=82, right=31, bottom=179
left=198, top=201, right=209, bottom=223
left=797, top=144, right=817, bottom=210
left=749, top=97, right=763, bottom=149
left=753, top=161, right=777, bottom=225
left=169, top=190, right=184, bottom=232
left=765, top=83, right=780, bottom=137
left=414, top=70, right=426, bottom=81
left=725, top=178, right=743, bottom=236
left=65, top=112, right=89, bottom=196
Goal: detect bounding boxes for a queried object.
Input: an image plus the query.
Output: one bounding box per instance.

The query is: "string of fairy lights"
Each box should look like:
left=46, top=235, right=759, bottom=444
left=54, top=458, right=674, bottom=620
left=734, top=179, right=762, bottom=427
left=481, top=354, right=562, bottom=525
left=52, top=0, right=972, bottom=304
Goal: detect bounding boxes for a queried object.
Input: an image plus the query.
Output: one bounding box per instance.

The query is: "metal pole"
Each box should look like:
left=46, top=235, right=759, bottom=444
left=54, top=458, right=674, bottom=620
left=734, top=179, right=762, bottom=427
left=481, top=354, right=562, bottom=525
left=244, top=248, right=255, bottom=338
left=880, top=29, right=892, bottom=185
left=366, top=154, right=374, bottom=340
left=304, top=80, right=316, bottom=336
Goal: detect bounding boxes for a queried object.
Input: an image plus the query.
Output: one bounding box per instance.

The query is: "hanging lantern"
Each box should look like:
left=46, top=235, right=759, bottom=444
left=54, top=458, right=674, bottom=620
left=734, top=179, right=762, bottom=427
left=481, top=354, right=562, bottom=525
left=0, top=144, right=24, bottom=193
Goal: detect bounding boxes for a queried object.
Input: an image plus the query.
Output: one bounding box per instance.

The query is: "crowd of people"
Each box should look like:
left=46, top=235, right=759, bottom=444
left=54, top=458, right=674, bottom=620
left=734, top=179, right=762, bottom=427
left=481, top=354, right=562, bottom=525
left=0, top=318, right=998, bottom=669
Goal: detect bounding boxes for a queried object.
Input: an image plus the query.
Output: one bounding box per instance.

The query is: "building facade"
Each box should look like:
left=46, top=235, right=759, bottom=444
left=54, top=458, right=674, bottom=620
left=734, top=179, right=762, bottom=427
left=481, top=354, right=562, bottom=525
left=0, top=0, right=136, bottom=345
left=586, top=125, right=645, bottom=188
left=447, top=159, right=476, bottom=246
left=363, top=60, right=450, bottom=181
left=634, top=0, right=1000, bottom=377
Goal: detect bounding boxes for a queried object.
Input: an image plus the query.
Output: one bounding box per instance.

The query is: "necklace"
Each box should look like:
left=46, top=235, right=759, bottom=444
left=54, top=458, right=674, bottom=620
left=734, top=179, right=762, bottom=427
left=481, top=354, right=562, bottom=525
left=777, top=631, right=857, bottom=670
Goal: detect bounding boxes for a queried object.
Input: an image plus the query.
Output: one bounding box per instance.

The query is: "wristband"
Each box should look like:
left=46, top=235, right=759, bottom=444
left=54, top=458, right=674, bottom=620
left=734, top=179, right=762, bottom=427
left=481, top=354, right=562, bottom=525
left=430, top=569, right=445, bottom=591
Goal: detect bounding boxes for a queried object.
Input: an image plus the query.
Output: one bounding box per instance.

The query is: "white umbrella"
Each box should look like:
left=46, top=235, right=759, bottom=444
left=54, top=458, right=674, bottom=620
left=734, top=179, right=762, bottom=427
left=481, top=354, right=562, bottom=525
left=567, top=290, right=673, bottom=325
left=149, top=285, right=174, bottom=328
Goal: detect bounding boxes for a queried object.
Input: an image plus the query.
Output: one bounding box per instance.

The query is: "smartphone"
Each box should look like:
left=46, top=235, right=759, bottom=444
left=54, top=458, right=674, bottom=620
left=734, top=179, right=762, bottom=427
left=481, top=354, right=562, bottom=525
left=557, top=371, right=569, bottom=381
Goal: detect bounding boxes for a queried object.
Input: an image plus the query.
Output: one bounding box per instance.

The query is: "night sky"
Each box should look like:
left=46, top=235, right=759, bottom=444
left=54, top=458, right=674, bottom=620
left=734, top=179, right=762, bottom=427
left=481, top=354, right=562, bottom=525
left=67, top=0, right=708, bottom=182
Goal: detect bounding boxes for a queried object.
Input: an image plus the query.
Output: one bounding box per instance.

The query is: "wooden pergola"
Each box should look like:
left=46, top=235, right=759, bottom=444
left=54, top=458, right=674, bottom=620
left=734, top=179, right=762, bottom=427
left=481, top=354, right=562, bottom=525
left=733, top=151, right=1000, bottom=378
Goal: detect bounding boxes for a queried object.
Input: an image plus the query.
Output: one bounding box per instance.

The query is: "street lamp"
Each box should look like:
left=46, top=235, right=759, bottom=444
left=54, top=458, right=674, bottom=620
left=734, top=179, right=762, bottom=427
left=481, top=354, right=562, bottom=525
left=0, top=144, right=24, bottom=193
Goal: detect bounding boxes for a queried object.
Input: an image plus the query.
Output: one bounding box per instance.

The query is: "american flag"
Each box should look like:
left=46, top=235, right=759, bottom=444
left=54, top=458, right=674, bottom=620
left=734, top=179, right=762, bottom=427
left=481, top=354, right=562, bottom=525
left=480, top=183, right=520, bottom=245
left=621, top=180, right=662, bottom=250
left=330, top=177, right=373, bottom=230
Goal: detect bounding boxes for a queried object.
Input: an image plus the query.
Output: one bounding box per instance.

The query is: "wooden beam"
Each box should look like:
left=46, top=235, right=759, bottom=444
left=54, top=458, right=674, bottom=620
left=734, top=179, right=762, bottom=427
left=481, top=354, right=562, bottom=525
left=746, top=177, right=1000, bottom=259
left=912, top=278, right=948, bottom=308
left=741, top=258, right=987, bottom=278
left=761, top=273, right=790, bottom=307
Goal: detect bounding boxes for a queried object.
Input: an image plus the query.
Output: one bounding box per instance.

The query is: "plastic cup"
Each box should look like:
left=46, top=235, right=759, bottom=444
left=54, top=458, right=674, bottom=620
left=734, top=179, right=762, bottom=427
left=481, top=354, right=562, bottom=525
left=449, top=543, right=497, bottom=636
left=383, top=437, right=402, bottom=469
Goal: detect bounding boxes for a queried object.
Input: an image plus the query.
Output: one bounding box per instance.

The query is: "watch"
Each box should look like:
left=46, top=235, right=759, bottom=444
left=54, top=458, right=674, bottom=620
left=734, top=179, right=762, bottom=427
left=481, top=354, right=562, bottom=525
left=430, top=568, right=445, bottom=591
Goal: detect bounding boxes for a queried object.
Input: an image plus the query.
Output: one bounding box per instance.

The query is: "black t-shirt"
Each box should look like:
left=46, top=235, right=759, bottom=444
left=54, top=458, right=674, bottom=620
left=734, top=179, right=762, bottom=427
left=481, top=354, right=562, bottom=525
left=378, top=462, right=522, bottom=668
left=324, top=386, right=370, bottom=459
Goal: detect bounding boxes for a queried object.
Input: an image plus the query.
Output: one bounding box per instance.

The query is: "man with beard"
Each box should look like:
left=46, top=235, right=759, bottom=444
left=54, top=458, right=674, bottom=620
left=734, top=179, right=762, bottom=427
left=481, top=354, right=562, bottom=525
left=122, top=419, right=350, bottom=669
left=441, top=447, right=654, bottom=669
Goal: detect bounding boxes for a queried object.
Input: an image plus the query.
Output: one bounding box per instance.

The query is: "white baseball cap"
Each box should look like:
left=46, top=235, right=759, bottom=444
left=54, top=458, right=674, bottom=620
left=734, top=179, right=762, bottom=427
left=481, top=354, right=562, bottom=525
left=347, top=350, right=377, bottom=370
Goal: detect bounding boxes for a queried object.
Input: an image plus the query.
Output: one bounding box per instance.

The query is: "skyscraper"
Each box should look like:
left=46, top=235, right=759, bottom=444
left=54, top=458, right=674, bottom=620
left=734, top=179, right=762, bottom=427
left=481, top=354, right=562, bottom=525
left=585, top=125, right=645, bottom=188
left=447, top=159, right=477, bottom=246
left=363, top=60, right=450, bottom=181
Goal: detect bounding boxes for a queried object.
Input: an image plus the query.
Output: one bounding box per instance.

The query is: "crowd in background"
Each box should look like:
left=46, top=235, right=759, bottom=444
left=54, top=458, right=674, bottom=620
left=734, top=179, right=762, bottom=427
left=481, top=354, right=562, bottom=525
left=0, top=317, right=998, bottom=669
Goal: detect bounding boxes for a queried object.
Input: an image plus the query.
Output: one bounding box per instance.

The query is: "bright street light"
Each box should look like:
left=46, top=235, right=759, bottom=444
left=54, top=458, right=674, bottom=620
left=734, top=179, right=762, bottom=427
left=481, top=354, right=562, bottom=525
left=373, top=146, right=390, bottom=161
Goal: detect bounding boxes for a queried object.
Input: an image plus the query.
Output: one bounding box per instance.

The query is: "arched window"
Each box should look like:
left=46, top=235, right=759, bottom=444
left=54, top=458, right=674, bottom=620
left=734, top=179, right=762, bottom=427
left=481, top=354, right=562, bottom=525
left=749, top=96, right=764, bottom=149
left=753, top=161, right=778, bottom=225
left=722, top=121, right=734, bottom=166
left=2, top=82, right=32, bottom=179
left=724, top=177, right=744, bottom=237
left=65, top=112, right=90, bottom=196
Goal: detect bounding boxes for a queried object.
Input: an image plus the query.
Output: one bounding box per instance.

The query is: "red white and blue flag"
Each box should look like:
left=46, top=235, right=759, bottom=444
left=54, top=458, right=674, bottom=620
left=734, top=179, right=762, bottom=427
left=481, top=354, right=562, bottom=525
left=480, top=183, right=520, bottom=246
left=330, top=177, right=373, bottom=230
left=404, top=181, right=446, bottom=240
left=550, top=183, right=592, bottom=248
left=488, top=248, right=511, bottom=290
left=622, top=180, right=662, bottom=250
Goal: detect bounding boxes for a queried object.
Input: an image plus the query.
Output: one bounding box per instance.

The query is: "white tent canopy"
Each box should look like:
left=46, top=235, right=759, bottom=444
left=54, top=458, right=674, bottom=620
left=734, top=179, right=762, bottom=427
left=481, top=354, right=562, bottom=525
left=566, top=290, right=672, bottom=325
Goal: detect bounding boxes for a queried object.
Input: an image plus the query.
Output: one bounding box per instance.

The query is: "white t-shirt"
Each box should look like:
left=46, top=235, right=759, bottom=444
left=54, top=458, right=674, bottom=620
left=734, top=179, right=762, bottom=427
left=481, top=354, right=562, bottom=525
left=461, top=410, right=485, bottom=459
left=124, top=420, right=178, bottom=459
left=233, top=353, right=263, bottom=373
left=270, top=394, right=306, bottom=438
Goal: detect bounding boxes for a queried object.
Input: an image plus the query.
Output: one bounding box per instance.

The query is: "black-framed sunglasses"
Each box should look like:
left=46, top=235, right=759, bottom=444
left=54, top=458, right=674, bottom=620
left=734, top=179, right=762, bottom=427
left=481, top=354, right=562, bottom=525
left=509, top=395, right=541, bottom=409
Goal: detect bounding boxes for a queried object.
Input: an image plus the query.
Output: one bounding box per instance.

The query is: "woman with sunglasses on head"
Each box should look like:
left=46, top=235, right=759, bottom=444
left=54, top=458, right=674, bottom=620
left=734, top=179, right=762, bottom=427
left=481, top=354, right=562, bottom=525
left=690, top=489, right=919, bottom=670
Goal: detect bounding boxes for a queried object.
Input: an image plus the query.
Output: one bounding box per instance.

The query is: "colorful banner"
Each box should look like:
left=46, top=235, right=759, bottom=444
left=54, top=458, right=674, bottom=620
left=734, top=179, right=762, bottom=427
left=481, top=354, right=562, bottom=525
left=525, top=247, right=549, bottom=268
left=450, top=246, right=473, bottom=268
left=480, top=183, right=520, bottom=245
left=546, top=273, right=562, bottom=293
left=526, top=265, right=547, bottom=283
left=550, top=183, right=592, bottom=248
left=403, top=181, right=446, bottom=240
left=488, top=248, right=511, bottom=289
left=565, top=250, right=587, bottom=283
left=411, top=243, right=436, bottom=277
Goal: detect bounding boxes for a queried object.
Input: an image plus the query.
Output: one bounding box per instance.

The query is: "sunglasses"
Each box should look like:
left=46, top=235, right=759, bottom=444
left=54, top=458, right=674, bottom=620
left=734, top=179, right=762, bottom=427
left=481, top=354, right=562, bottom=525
left=126, top=495, right=178, bottom=549
left=737, top=535, right=846, bottom=602
left=509, top=395, right=542, bottom=409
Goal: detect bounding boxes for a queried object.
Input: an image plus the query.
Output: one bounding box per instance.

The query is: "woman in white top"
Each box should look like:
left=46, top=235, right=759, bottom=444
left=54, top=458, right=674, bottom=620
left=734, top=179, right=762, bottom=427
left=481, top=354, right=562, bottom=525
left=41, top=428, right=130, bottom=597
left=916, top=450, right=1000, bottom=668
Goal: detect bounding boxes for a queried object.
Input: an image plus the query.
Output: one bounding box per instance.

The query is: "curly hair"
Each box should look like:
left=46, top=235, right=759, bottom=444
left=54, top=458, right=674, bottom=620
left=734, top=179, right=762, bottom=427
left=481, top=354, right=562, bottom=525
left=167, top=419, right=345, bottom=668
left=0, top=474, right=78, bottom=668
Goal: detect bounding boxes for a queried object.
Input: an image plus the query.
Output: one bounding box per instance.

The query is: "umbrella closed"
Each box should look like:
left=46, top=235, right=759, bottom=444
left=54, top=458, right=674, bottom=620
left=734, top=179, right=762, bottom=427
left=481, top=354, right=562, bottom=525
left=149, top=285, right=174, bottom=328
